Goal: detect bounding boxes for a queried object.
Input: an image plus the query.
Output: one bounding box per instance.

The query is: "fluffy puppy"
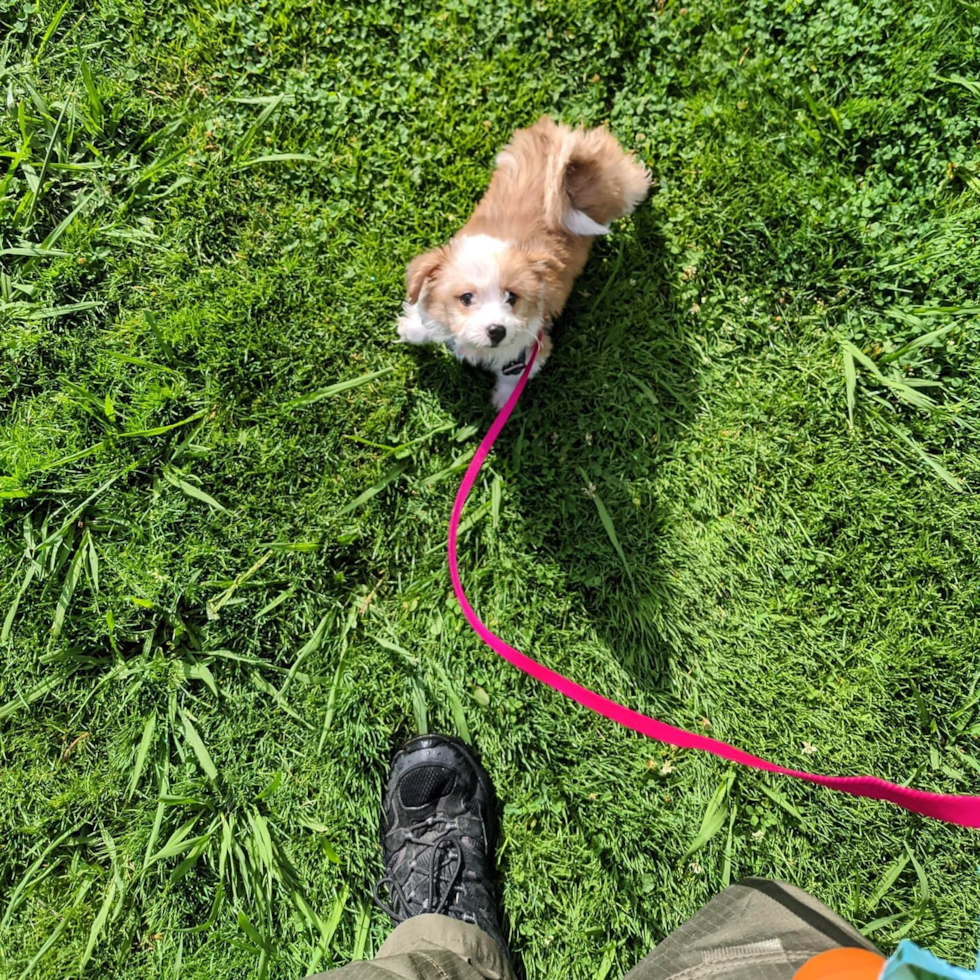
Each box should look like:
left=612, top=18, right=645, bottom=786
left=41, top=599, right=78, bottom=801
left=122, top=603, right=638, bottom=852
left=397, top=116, right=651, bottom=407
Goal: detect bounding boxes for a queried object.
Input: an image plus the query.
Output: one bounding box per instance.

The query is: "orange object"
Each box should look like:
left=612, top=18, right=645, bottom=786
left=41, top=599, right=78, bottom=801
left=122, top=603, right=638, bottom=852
left=793, top=948, right=887, bottom=979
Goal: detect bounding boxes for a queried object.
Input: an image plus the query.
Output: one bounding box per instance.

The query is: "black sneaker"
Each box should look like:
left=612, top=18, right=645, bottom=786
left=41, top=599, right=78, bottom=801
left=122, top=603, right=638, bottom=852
left=372, top=734, right=507, bottom=953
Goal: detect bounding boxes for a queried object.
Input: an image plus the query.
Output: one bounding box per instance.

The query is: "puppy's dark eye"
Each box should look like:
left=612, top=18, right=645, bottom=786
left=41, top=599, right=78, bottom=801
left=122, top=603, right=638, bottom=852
left=505, top=290, right=518, bottom=307
left=460, top=292, right=474, bottom=307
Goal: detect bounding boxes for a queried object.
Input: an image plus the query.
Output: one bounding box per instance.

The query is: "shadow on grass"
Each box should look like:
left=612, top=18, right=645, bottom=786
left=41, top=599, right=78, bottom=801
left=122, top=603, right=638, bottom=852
left=407, top=208, right=701, bottom=696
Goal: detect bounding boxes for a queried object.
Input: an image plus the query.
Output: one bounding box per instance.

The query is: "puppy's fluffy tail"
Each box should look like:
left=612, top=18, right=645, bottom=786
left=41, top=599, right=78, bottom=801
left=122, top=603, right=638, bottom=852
left=540, top=118, right=651, bottom=235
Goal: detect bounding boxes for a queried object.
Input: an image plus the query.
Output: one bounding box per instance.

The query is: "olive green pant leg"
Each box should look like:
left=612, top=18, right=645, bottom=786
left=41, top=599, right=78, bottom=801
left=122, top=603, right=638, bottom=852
left=624, top=878, right=880, bottom=980
left=303, top=914, right=515, bottom=980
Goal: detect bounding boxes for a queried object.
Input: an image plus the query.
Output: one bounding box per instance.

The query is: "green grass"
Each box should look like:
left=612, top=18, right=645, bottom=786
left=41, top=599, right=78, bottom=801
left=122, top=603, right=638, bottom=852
left=2, top=0, right=980, bottom=977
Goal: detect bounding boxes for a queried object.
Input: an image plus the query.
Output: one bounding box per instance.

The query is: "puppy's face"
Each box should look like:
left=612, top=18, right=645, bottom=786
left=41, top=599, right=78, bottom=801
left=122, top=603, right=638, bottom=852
left=406, top=235, right=556, bottom=355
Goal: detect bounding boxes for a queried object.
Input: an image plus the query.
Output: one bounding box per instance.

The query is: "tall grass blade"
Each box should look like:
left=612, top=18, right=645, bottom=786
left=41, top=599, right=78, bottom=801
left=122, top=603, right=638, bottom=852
left=351, top=901, right=371, bottom=961
left=431, top=661, right=471, bottom=743
left=2, top=561, right=36, bottom=644
left=283, top=367, right=393, bottom=409
left=143, top=310, right=176, bottom=363
left=283, top=612, right=332, bottom=688
left=38, top=192, right=92, bottom=252
left=250, top=671, right=315, bottom=731
left=234, top=93, right=285, bottom=159
left=578, top=470, right=635, bottom=587
left=843, top=345, right=857, bottom=428
left=236, top=909, right=272, bottom=953
left=491, top=473, right=502, bottom=529
left=180, top=711, right=219, bottom=781
left=867, top=852, right=911, bottom=908
left=118, top=409, right=206, bottom=439
left=182, top=662, right=218, bottom=697
left=859, top=912, right=907, bottom=937
left=25, top=97, right=70, bottom=223
left=79, top=877, right=117, bottom=971
left=758, top=783, right=806, bottom=825
left=305, top=885, right=348, bottom=975
left=419, top=450, right=476, bottom=488
left=85, top=531, right=99, bottom=592
left=904, top=844, right=931, bottom=903
left=338, top=459, right=410, bottom=515
left=879, top=321, right=960, bottom=364
left=317, top=654, right=346, bottom=752
left=127, top=714, right=157, bottom=801
left=237, top=153, right=320, bottom=168
left=0, top=671, right=73, bottom=721
left=882, top=421, right=963, bottom=491
left=683, top=771, right=735, bottom=859
left=52, top=537, right=86, bottom=637
left=163, top=467, right=228, bottom=512
left=720, top=803, right=737, bottom=889
left=410, top=678, right=429, bottom=735
left=35, top=0, right=72, bottom=64
left=2, top=823, right=80, bottom=931
left=78, top=51, right=103, bottom=131
left=20, top=890, right=83, bottom=979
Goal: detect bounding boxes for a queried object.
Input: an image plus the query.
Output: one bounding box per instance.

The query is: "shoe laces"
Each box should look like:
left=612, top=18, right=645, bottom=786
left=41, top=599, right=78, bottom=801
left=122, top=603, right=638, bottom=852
left=372, top=823, right=466, bottom=922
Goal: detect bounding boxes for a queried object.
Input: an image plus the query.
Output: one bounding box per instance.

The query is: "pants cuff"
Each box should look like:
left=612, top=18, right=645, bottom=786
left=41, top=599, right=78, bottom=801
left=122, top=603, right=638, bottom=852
left=377, top=915, right=514, bottom=980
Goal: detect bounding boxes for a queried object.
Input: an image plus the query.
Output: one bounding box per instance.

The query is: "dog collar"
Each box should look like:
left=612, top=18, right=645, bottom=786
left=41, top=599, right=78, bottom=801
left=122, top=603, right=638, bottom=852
left=500, top=321, right=551, bottom=375
left=442, top=337, right=534, bottom=376
left=500, top=347, right=529, bottom=376
left=444, top=320, right=550, bottom=375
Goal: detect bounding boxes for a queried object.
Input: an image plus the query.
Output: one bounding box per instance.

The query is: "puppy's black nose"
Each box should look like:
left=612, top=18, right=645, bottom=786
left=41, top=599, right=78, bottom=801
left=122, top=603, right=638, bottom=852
left=487, top=324, right=506, bottom=346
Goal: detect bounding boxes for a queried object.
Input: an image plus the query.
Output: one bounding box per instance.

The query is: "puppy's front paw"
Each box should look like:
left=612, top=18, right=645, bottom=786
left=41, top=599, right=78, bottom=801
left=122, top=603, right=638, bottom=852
left=491, top=377, right=519, bottom=411
left=396, top=315, right=420, bottom=343
left=396, top=304, right=430, bottom=344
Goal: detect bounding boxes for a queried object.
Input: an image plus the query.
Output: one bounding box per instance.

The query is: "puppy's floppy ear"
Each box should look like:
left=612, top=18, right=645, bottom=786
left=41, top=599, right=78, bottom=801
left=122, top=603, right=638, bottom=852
left=524, top=249, right=564, bottom=287
left=405, top=247, right=445, bottom=304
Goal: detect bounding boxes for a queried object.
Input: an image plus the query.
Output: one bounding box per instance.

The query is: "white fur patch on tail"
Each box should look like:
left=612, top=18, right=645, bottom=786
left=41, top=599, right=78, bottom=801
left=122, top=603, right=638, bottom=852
left=564, top=208, right=611, bottom=236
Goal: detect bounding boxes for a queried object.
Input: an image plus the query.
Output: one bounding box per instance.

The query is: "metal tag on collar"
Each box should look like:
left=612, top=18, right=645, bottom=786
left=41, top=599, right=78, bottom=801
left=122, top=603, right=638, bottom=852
left=500, top=347, right=528, bottom=376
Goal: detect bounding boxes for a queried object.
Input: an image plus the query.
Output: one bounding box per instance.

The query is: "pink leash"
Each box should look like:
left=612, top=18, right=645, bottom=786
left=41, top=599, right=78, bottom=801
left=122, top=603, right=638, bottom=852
left=448, top=341, right=980, bottom=828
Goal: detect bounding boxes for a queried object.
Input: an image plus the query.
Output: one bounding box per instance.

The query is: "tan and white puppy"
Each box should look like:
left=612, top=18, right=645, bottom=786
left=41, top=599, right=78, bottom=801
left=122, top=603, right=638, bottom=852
left=397, top=116, right=651, bottom=407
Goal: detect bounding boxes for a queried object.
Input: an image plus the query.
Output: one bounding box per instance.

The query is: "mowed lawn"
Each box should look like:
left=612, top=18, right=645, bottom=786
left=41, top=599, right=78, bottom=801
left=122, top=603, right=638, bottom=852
left=2, top=1, right=980, bottom=978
